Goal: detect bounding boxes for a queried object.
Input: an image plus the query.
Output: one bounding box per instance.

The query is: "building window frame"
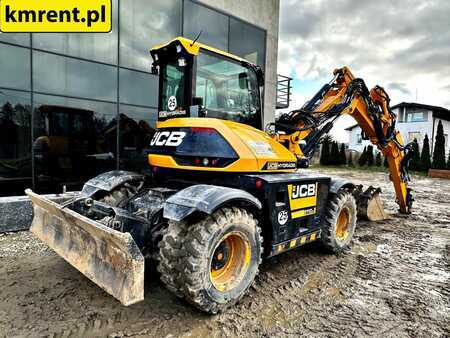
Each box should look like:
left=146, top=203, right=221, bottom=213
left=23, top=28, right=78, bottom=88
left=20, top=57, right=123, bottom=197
left=186, top=0, right=268, bottom=32
left=356, top=133, right=362, bottom=144
left=184, top=0, right=268, bottom=67
left=0, top=0, right=269, bottom=196
left=408, top=131, right=422, bottom=144
left=405, top=110, right=428, bottom=123
left=183, top=0, right=268, bottom=117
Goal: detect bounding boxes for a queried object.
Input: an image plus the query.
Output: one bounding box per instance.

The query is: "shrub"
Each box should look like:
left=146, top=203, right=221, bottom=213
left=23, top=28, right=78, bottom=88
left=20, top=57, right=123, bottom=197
left=348, top=152, right=354, bottom=166
left=375, top=152, right=382, bottom=167
left=432, top=120, right=446, bottom=169
left=358, top=146, right=367, bottom=166
left=320, top=137, right=331, bottom=165
left=367, top=145, right=374, bottom=166
left=420, top=134, right=432, bottom=172
left=330, top=142, right=340, bottom=165
left=339, top=143, right=347, bottom=165
left=410, top=139, right=421, bottom=171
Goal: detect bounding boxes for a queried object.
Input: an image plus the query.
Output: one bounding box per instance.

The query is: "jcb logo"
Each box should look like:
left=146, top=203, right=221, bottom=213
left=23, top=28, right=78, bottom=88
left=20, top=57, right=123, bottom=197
left=150, top=131, right=186, bottom=147
left=292, top=184, right=316, bottom=199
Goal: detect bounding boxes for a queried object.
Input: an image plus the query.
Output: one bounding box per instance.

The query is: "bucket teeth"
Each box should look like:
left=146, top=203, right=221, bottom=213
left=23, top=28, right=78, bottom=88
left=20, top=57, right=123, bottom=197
left=353, top=185, right=387, bottom=221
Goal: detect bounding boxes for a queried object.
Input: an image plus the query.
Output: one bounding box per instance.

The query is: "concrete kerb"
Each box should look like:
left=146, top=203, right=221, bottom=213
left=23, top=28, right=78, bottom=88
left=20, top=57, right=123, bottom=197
left=0, top=192, right=79, bottom=233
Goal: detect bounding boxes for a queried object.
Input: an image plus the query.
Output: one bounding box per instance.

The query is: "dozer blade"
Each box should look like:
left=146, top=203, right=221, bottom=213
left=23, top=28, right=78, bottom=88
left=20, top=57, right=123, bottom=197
left=354, top=186, right=387, bottom=221
left=25, top=189, right=145, bottom=306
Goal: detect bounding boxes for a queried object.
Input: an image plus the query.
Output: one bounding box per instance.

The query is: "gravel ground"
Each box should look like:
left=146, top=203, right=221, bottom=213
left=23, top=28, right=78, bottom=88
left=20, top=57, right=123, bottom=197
left=0, top=168, right=449, bottom=338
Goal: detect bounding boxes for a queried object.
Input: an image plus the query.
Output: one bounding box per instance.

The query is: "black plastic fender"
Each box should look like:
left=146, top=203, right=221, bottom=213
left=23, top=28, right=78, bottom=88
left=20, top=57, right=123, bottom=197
left=163, top=184, right=262, bottom=222
left=81, top=171, right=145, bottom=197
left=329, top=178, right=356, bottom=194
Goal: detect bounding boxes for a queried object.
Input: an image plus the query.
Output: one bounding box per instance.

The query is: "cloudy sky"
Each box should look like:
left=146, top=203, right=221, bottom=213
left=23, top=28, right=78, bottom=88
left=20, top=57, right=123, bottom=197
left=277, top=0, right=450, bottom=142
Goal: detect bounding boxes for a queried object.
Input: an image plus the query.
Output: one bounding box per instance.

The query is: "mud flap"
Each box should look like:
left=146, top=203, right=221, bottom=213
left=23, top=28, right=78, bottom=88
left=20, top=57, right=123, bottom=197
left=353, top=186, right=387, bottom=221
left=25, top=189, right=145, bottom=306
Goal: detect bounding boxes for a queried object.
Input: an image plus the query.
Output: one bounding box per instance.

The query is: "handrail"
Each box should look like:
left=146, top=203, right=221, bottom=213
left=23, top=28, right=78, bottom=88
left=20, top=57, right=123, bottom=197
left=276, top=74, right=293, bottom=109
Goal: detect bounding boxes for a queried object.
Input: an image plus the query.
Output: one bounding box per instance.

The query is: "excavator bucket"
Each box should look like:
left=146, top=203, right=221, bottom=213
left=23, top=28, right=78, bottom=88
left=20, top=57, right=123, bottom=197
left=25, top=189, right=145, bottom=306
left=354, top=186, right=387, bottom=221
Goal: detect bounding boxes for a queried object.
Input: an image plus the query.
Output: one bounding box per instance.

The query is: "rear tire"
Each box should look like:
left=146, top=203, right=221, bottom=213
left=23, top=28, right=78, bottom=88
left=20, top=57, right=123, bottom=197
left=158, top=207, right=263, bottom=314
left=320, top=190, right=357, bottom=253
left=157, top=219, right=189, bottom=297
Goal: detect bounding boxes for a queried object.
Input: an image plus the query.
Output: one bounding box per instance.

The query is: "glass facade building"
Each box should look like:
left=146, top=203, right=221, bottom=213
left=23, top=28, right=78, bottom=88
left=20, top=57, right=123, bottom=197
left=0, top=0, right=267, bottom=196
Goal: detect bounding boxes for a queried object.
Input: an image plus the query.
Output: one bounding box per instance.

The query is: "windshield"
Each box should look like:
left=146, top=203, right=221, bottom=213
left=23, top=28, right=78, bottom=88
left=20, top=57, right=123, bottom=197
left=195, top=51, right=261, bottom=129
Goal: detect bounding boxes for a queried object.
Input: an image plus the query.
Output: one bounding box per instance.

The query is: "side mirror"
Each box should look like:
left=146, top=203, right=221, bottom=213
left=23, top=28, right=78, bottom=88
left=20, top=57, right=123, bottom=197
left=238, top=72, right=249, bottom=90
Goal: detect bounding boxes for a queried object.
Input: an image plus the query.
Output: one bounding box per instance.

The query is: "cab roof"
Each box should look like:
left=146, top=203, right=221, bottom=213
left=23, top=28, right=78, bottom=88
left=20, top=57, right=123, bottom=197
left=150, top=36, right=248, bottom=64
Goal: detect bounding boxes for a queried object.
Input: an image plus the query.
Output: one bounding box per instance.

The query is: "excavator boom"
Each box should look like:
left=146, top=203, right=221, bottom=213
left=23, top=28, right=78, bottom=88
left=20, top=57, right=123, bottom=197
left=272, top=67, right=413, bottom=215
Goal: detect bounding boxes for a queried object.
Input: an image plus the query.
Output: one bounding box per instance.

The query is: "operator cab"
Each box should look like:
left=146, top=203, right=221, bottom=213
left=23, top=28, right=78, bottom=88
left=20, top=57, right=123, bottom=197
left=150, top=37, right=264, bottom=130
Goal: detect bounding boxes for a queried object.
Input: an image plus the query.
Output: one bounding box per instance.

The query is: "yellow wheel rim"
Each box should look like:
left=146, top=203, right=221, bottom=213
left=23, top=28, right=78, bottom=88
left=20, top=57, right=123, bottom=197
left=210, top=232, right=251, bottom=292
left=336, top=207, right=350, bottom=240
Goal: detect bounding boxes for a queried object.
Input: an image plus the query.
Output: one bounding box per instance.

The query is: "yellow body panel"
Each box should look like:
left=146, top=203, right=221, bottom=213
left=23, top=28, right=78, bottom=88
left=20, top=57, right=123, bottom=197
left=149, top=118, right=296, bottom=173
left=292, top=208, right=317, bottom=219
left=289, top=196, right=317, bottom=211
left=287, top=183, right=318, bottom=219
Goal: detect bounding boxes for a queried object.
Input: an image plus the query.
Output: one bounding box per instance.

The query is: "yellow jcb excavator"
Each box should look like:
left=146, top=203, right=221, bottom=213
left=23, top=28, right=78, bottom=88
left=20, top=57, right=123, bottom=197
left=25, top=37, right=413, bottom=313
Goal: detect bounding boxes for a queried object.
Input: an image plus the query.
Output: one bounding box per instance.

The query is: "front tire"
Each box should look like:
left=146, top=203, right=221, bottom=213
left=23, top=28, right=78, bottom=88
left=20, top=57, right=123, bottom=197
left=158, top=207, right=263, bottom=314
left=320, top=190, right=357, bottom=253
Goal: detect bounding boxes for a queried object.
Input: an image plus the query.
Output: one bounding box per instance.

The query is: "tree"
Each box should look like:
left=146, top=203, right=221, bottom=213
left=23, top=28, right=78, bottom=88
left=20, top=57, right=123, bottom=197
left=367, top=145, right=374, bottom=166
left=420, top=134, right=432, bottom=172
left=1, top=102, right=14, bottom=122
left=432, top=120, right=447, bottom=169
left=320, top=137, right=331, bottom=165
left=409, top=139, right=421, bottom=171
left=339, top=143, right=347, bottom=165
left=375, top=152, right=382, bottom=167
left=330, top=141, right=340, bottom=165
left=358, top=146, right=368, bottom=166
left=348, top=152, right=354, bottom=166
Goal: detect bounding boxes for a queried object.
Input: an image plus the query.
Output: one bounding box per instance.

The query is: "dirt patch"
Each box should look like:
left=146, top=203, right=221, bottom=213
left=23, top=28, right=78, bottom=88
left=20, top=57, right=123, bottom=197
left=0, top=168, right=449, bottom=337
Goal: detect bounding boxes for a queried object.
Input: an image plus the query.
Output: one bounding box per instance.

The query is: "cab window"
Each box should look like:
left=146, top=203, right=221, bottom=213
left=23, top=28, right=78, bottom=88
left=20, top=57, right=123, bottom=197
left=161, top=61, right=186, bottom=112
left=195, top=50, right=261, bottom=129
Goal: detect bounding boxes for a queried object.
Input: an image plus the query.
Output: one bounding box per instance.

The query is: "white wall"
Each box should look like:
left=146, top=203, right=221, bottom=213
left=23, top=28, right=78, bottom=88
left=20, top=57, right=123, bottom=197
left=392, top=107, right=434, bottom=148
left=347, top=126, right=369, bottom=153
left=396, top=121, right=433, bottom=149
left=347, top=116, right=450, bottom=154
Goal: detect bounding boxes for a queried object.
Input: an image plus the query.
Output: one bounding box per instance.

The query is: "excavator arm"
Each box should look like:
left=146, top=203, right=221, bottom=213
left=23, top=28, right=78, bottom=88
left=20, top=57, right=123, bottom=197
left=271, top=67, right=414, bottom=214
